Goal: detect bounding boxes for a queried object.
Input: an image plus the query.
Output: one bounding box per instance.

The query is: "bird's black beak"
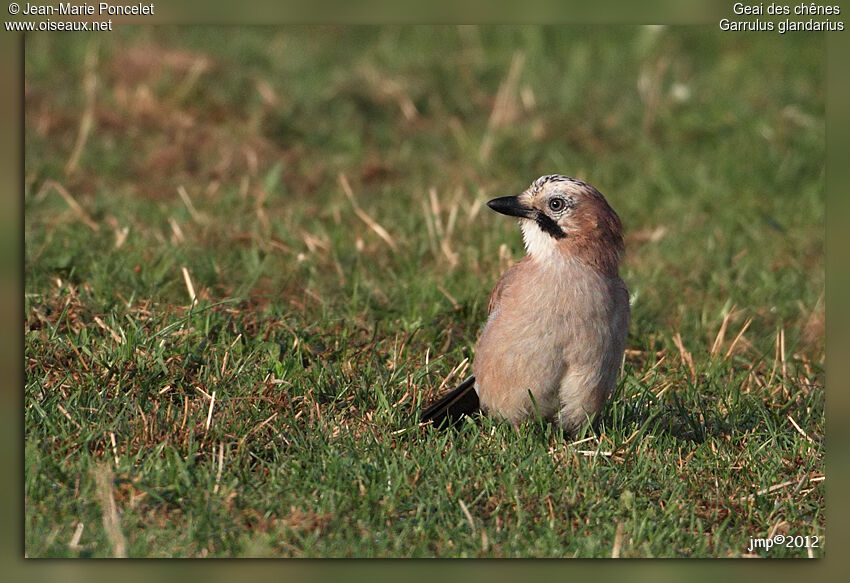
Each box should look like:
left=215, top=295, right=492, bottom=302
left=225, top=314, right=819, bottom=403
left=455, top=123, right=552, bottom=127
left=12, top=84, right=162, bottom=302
left=487, top=196, right=535, bottom=220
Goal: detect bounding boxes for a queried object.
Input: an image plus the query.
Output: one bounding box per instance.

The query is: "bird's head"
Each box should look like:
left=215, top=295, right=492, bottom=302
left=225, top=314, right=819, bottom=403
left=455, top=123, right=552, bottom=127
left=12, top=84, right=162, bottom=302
left=487, top=174, right=624, bottom=272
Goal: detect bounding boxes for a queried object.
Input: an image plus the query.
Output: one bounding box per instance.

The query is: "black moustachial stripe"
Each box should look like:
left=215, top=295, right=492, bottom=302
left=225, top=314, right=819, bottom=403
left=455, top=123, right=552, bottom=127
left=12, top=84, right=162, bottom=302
left=535, top=211, right=567, bottom=239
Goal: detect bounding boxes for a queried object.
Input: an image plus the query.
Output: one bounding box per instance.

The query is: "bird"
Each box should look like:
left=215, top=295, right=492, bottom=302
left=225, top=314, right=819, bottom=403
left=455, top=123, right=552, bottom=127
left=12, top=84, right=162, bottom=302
left=420, top=174, right=630, bottom=432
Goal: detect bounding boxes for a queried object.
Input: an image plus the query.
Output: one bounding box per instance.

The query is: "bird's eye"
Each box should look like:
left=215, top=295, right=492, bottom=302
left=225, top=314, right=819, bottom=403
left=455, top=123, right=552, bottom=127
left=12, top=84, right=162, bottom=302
left=548, top=198, right=565, bottom=212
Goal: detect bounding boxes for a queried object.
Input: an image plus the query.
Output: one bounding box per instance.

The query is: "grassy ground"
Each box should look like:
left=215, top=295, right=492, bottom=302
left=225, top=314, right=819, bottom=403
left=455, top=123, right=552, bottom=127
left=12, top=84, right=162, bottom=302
left=24, top=26, right=824, bottom=557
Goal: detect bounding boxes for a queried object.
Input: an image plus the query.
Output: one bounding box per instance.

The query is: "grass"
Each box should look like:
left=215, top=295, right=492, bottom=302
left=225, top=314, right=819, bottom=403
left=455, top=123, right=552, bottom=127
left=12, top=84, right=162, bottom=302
left=25, top=26, right=824, bottom=558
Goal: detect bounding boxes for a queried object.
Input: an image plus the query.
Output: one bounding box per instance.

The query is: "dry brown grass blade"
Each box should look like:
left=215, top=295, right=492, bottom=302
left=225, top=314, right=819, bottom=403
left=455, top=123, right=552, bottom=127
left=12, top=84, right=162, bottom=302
left=422, top=199, right=439, bottom=257
left=236, top=412, right=279, bottom=455
left=221, top=333, right=242, bottom=376
left=168, top=217, right=186, bottom=243
left=109, top=431, right=119, bottom=466
left=611, top=522, right=625, bottom=558
left=68, top=522, right=85, bottom=552
left=205, top=390, right=217, bottom=431
left=437, top=357, right=470, bottom=392
left=428, top=187, right=444, bottom=236
left=384, top=79, right=419, bottom=121
left=424, top=187, right=461, bottom=266
left=94, top=316, right=124, bottom=344
left=465, top=192, right=484, bottom=224
left=213, top=442, right=225, bottom=494
left=338, top=172, right=399, bottom=253
left=93, top=464, right=127, bottom=558
left=65, top=39, right=98, bottom=176
left=724, top=317, right=753, bottom=360
left=38, top=180, right=99, bottom=231
left=787, top=415, right=815, bottom=444
left=177, top=185, right=203, bottom=223
left=738, top=474, right=824, bottom=503
left=440, top=200, right=460, bottom=266
left=638, top=54, right=671, bottom=134
left=57, top=403, right=82, bottom=429
left=181, top=266, right=198, bottom=306
left=480, top=50, right=525, bottom=161
left=437, top=284, right=460, bottom=310
left=710, top=304, right=737, bottom=358
left=672, top=332, right=696, bottom=381
left=171, top=57, right=211, bottom=105
left=458, top=499, right=476, bottom=534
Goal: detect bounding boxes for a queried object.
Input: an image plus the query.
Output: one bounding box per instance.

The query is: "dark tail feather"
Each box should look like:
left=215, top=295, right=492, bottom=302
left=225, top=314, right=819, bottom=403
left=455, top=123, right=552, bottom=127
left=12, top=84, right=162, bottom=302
left=420, top=375, right=479, bottom=428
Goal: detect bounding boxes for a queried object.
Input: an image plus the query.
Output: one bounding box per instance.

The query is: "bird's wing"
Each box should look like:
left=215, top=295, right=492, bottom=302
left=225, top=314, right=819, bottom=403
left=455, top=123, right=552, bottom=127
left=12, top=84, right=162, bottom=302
left=487, top=256, right=531, bottom=315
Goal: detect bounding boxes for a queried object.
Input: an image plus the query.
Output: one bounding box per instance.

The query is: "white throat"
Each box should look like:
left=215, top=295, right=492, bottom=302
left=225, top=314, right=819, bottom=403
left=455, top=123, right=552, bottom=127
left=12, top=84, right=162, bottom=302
left=520, top=220, right=558, bottom=260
